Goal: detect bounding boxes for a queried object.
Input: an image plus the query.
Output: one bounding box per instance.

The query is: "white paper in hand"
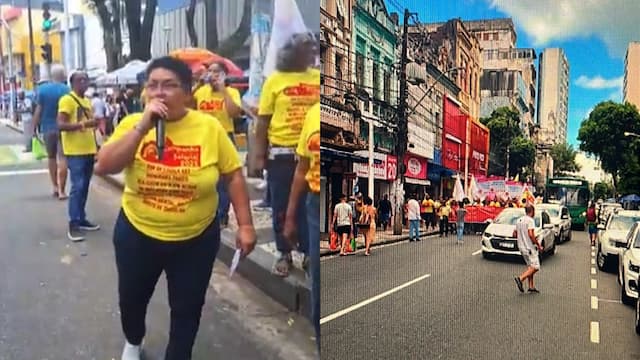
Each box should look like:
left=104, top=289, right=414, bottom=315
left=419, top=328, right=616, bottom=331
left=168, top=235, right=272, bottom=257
left=229, top=249, right=242, bottom=277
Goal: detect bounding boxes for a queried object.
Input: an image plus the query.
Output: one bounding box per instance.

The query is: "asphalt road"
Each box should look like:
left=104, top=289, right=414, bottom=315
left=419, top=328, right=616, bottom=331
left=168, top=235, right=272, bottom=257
left=0, top=124, right=316, bottom=360
left=321, top=227, right=640, bottom=359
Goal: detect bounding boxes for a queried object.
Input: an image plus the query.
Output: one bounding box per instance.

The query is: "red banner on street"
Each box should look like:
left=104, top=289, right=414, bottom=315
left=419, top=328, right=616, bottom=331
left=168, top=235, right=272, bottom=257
left=449, top=206, right=505, bottom=223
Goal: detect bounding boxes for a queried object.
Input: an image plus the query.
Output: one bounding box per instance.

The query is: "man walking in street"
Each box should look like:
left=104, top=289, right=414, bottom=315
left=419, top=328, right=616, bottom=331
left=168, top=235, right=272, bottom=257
left=57, top=70, right=100, bottom=241
left=333, top=194, right=353, bottom=256
left=421, top=194, right=435, bottom=231
left=439, top=198, right=451, bottom=237
left=378, top=194, right=392, bottom=232
left=17, top=91, right=35, bottom=152
left=514, top=205, right=543, bottom=293
left=456, top=201, right=467, bottom=244
left=32, top=64, right=70, bottom=199
left=407, top=194, right=421, bottom=242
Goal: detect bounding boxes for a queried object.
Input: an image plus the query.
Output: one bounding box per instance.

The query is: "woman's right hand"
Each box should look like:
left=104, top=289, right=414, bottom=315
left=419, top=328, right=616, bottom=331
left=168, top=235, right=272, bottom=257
left=138, top=99, right=169, bottom=133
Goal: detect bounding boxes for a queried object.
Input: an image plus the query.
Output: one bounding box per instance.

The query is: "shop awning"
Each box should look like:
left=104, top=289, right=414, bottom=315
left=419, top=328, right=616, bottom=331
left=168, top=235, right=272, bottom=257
left=321, top=146, right=376, bottom=164
left=406, top=178, right=431, bottom=186
left=427, top=162, right=457, bottom=182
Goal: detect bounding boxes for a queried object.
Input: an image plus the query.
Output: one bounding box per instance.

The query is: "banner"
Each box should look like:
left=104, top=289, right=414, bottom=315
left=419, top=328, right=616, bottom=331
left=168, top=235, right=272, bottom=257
left=442, top=138, right=462, bottom=171
left=404, top=153, right=427, bottom=179
left=475, top=178, right=533, bottom=202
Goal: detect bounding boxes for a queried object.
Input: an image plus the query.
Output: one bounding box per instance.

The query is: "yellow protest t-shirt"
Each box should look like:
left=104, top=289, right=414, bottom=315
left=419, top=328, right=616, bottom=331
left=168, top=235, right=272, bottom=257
left=58, top=91, right=97, bottom=156
left=258, top=68, right=320, bottom=147
left=193, top=85, right=241, bottom=133
left=296, top=103, right=320, bottom=193
left=422, top=199, right=434, bottom=213
left=105, top=110, right=242, bottom=241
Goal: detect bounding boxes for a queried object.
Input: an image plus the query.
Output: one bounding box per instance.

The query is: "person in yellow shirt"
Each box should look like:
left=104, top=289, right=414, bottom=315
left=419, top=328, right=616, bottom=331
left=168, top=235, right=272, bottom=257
left=421, top=194, right=435, bottom=231
left=192, top=61, right=244, bottom=227
left=283, top=102, right=320, bottom=355
left=255, top=32, right=319, bottom=277
left=439, top=199, right=452, bottom=237
left=93, top=57, right=257, bottom=360
left=56, top=70, right=100, bottom=242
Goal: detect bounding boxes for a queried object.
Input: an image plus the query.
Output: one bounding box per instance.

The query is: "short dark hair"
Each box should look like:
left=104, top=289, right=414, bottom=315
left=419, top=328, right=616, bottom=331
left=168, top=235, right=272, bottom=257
left=210, top=60, right=228, bottom=73
left=339, top=194, right=346, bottom=200
left=525, top=204, right=535, bottom=215
left=364, top=196, right=373, bottom=206
left=69, top=70, right=87, bottom=84
left=146, top=56, right=192, bottom=92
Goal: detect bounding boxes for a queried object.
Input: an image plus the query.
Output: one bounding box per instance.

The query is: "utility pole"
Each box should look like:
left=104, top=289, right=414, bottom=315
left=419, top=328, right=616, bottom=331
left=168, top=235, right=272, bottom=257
left=27, top=0, right=38, bottom=87
left=392, top=9, right=410, bottom=235
left=505, top=147, right=510, bottom=180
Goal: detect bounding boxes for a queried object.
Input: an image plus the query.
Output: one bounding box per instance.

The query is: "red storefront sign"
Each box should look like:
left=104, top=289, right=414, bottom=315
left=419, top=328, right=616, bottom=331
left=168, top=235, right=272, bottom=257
left=386, top=155, right=398, bottom=181
left=469, top=121, right=489, bottom=176
left=404, top=153, right=428, bottom=179
left=442, top=97, right=468, bottom=171
left=442, top=137, right=463, bottom=172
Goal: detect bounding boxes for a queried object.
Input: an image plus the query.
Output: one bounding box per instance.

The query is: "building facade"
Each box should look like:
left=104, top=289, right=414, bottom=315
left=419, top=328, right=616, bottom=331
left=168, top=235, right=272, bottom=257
left=624, top=42, right=640, bottom=110
left=465, top=19, right=537, bottom=137
left=537, top=48, right=569, bottom=145
left=351, top=0, right=398, bottom=202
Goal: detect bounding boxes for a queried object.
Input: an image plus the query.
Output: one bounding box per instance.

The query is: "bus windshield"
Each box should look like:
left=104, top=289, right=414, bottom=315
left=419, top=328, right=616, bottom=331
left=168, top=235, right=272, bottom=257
left=547, top=186, right=589, bottom=207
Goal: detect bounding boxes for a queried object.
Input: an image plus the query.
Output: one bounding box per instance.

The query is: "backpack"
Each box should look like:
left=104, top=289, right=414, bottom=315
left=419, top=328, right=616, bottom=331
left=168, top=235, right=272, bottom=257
left=586, top=208, right=597, bottom=222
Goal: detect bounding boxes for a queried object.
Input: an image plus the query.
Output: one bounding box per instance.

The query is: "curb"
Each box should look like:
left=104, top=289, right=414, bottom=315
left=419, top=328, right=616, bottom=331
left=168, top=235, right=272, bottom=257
left=320, top=230, right=440, bottom=257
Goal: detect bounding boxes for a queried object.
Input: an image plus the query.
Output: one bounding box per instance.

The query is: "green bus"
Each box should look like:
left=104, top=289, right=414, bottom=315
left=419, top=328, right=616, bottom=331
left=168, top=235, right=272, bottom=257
left=545, top=177, right=591, bottom=229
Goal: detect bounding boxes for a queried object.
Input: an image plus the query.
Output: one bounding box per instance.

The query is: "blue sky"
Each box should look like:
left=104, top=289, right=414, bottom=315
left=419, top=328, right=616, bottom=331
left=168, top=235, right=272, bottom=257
left=384, top=0, right=639, bottom=146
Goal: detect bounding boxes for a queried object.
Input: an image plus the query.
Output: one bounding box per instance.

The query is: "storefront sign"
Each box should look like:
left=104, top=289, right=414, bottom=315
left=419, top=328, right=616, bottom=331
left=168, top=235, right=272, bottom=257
left=404, top=153, right=428, bottom=179
left=320, top=102, right=353, bottom=130
left=353, top=151, right=397, bottom=181
left=442, top=137, right=462, bottom=172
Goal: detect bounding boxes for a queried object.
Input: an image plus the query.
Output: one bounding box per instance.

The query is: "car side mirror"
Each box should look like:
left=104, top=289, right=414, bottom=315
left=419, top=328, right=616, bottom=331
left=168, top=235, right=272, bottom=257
left=543, top=224, right=554, bottom=230
left=597, top=224, right=605, bottom=230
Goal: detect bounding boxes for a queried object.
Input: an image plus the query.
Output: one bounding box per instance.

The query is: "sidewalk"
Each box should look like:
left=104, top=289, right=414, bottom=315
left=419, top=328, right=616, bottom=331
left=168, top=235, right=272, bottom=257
left=1, top=118, right=313, bottom=321
left=320, top=226, right=441, bottom=256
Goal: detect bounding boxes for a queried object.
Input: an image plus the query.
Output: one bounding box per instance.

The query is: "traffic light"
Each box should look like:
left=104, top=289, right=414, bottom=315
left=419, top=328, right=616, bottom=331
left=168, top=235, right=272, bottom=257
left=41, top=43, right=52, bottom=63
left=42, top=2, right=52, bottom=32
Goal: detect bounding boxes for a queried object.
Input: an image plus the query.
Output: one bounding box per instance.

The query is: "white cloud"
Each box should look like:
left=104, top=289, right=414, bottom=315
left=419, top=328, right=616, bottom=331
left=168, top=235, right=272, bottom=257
left=488, top=0, right=640, bottom=58
left=575, top=75, right=623, bottom=89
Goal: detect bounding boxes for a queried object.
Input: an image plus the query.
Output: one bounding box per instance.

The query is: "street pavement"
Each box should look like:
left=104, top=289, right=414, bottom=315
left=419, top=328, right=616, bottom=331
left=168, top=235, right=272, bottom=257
left=0, top=124, right=316, bottom=359
left=321, top=229, right=640, bottom=359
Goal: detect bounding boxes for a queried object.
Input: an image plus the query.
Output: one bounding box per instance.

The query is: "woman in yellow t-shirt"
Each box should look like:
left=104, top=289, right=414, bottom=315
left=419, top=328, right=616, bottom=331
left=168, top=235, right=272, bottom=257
left=94, top=56, right=257, bottom=359
left=283, top=102, right=320, bottom=354
left=255, top=32, right=320, bottom=277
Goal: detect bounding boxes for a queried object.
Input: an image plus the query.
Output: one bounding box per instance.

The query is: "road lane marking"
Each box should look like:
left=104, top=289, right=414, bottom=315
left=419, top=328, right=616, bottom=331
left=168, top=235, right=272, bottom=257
left=0, top=169, right=48, bottom=177
left=591, top=246, right=595, bottom=251
left=590, top=321, right=600, bottom=343
left=598, top=298, right=622, bottom=304
left=591, top=296, right=598, bottom=309
left=319, top=273, right=431, bottom=325
left=591, top=251, right=595, bottom=257
left=591, top=279, right=597, bottom=289
left=591, top=267, right=597, bottom=275
left=591, top=259, right=596, bottom=265
left=472, top=249, right=482, bottom=256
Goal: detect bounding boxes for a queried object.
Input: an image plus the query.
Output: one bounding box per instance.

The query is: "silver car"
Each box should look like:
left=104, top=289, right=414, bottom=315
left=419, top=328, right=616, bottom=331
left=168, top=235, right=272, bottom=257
left=618, top=221, right=640, bottom=307
left=597, top=210, right=640, bottom=272
left=481, top=208, right=557, bottom=259
left=535, top=204, right=572, bottom=243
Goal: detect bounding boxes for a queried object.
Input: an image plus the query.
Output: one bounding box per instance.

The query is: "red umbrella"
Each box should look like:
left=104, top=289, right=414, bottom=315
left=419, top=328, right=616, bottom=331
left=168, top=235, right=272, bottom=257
left=169, top=48, right=244, bottom=77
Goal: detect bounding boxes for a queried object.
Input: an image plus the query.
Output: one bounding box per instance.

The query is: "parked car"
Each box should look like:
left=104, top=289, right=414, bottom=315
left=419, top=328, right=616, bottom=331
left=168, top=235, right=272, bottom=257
left=597, top=210, right=640, bottom=272
left=481, top=208, right=557, bottom=259
left=599, top=203, right=622, bottom=224
left=619, top=221, right=640, bottom=307
left=536, top=203, right=572, bottom=243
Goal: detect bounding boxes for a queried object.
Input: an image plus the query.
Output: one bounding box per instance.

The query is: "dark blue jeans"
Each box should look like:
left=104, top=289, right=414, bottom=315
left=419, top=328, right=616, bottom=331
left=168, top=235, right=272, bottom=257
left=216, top=133, right=235, bottom=224
left=113, top=210, right=220, bottom=360
left=267, top=155, right=309, bottom=256
left=66, top=155, right=94, bottom=226
left=306, top=192, right=320, bottom=355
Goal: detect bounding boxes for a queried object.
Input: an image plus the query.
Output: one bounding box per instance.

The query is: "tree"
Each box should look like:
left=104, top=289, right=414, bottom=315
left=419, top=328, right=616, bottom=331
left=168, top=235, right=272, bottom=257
left=198, top=0, right=252, bottom=57
left=124, top=0, right=158, bottom=61
left=480, top=107, right=522, bottom=177
left=508, top=136, right=536, bottom=180
left=578, top=101, right=640, bottom=194
left=84, top=0, right=123, bottom=71
left=593, top=181, right=614, bottom=201
left=550, top=142, right=581, bottom=175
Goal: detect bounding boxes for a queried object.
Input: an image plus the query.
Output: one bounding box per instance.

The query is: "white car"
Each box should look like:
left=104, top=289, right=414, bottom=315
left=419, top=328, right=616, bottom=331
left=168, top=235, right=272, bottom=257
left=481, top=208, right=557, bottom=259
left=618, top=221, right=640, bottom=306
left=597, top=210, right=640, bottom=272
left=599, top=203, right=622, bottom=224
left=535, top=203, right=572, bottom=243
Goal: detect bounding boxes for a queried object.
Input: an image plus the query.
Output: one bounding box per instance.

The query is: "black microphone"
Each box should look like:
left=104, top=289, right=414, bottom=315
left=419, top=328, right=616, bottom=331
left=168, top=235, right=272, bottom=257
left=154, top=115, right=165, bottom=160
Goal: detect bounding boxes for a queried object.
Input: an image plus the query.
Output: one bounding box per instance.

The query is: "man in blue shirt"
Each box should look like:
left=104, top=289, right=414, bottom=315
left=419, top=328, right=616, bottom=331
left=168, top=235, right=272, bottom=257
left=33, top=64, right=70, bottom=199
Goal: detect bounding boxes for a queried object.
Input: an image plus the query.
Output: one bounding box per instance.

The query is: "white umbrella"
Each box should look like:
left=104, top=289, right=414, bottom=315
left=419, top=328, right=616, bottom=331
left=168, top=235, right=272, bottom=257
left=453, top=175, right=465, bottom=202
left=467, top=175, right=480, bottom=202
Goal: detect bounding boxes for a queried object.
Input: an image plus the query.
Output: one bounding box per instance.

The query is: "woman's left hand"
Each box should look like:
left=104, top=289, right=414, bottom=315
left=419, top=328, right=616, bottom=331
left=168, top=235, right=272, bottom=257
left=236, top=225, right=257, bottom=259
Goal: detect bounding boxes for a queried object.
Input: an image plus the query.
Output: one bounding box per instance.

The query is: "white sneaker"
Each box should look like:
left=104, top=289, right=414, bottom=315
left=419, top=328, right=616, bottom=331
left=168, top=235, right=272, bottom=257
left=121, top=340, right=142, bottom=360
